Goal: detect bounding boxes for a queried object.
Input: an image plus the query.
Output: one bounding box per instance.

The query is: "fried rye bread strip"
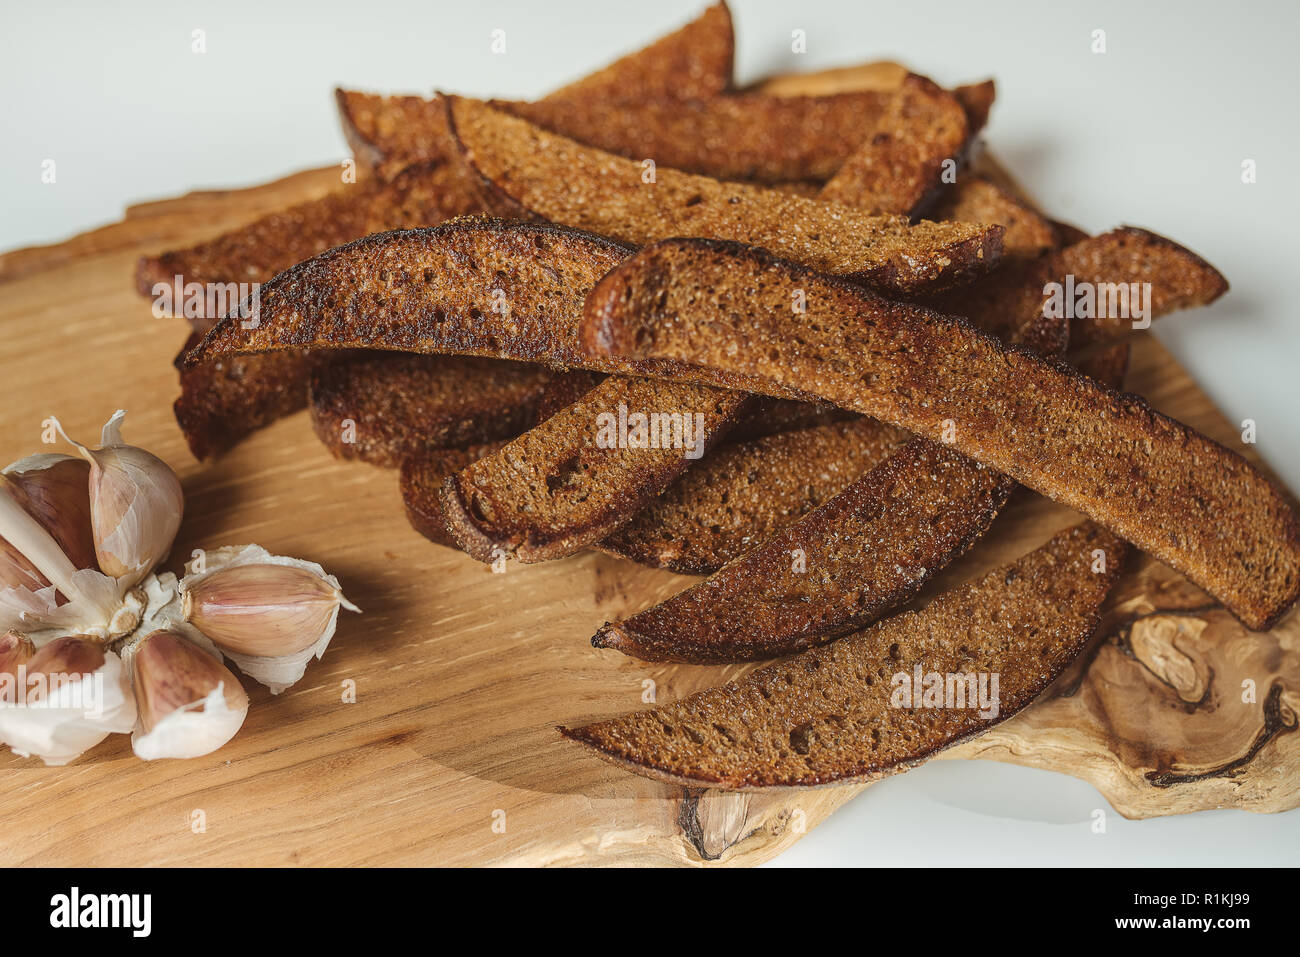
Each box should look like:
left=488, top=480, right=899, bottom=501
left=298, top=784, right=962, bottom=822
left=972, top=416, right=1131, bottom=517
left=928, top=226, right=1228, bottom=349
left=439, top=376, right=748, bottom=563
left=310, top=353, right=553, bottom=467
left=583, top=239, right=1300, bottom=630
left=594, top=418, right=908, bottom=575
left=142, top=161, right=482, bottom=459
left=337, top=1, right=736, bottom=178
left=592, top=340, right=1130, bottom=663
left=442, top=97, right=1003, bottom=296
left=930, top=175, right=1059, bottom=261
left=562, top=522, right=1128, bottom=789
left=816, top=74, right=971, bottom=216
left=499, top=84, right=959, bottom=186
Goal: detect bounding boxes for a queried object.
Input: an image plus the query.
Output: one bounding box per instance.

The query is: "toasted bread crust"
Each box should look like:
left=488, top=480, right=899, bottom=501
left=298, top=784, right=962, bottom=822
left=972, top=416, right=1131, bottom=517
left=336, top=2, right=735, bottom=178
left=930, top=175, right=1058, bottom=260
left=597, top=418, right=908, bottom=575
left=582, top=238, right=1299, bottom=630
left=185, top=218, right=633, bottom=368
left=503, top=88, right=915, bottom=185
left=597, top=441, right=1015, bottom=662
left=309, top=353, right=552, bottom=467
left=439, top=376, right=750, bottom=563
left=1059, top=226, right=1229, bottom=347
left=818, top=74, right=971, bottom=216
left=137, top=161, right=481, bottom=331
left=928, top=226, right=1229, bottom=347
left=564, top=523, right=1128, bottom=789
left=444, top=97, right=1003, bottom=295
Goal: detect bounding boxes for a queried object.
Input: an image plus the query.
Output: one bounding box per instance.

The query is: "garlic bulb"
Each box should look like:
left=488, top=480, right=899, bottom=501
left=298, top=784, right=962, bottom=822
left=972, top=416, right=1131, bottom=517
left=55, top=411, right=184, bottom=588
left=180, top=545, right=360, bottom=694
left=0, top=635, right=136, bottom=765
left=130, top=630, right=248, bottom=760
left=0, top=415, right=360, bottom=764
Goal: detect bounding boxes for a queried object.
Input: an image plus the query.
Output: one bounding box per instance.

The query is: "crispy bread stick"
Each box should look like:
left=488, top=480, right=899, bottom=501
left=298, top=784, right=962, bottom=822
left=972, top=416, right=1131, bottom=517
left=171, top=333, right=316, bottom=462
left=928, top=227, right=1228, bottom=348
left=438, top=376, right=749, bottom=562
left=597, top=418, right=909, bottom=575
left=501, top=87, right=943, bottom=186
left=598, top=440, right=1014, bottom=662
left=309, top=353, right=552, bottom=467
left=337, top=1, right=735, bottom=178
left=817, top=74, right=971, bottom=216
left=443, top=97, right=1003, bottom=295
left=185, top=219, right=630, bottom=369
left=562, top=523, right=1128, bottom=789
left=583, top=238, right=1299, bottom=630
left=930, top=175, right=1058, bottom=260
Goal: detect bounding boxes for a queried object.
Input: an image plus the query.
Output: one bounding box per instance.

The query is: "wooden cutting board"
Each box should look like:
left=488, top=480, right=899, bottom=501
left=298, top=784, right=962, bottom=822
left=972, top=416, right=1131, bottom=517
left=1, top=106, right=1297, bottom=869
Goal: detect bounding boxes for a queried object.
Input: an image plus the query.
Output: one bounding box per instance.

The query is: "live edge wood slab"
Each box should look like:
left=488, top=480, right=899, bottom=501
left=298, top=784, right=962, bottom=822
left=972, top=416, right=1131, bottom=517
left=1, top=92, right=1296, bottom=869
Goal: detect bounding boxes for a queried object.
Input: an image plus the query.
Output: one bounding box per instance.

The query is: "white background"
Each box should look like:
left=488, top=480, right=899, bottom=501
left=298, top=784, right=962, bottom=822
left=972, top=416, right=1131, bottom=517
left=3, top=0, right=1298, bottom=866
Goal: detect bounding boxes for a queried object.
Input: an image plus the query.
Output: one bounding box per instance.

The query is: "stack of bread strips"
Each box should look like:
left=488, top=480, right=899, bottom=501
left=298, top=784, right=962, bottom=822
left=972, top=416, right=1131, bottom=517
left=581, top=237, right=1296, bottom=631
left=150, top=1, right=996, bottom=461
left=145, top=1, right=735, bottom=458
left=162, top=0, right=1296, bottom=792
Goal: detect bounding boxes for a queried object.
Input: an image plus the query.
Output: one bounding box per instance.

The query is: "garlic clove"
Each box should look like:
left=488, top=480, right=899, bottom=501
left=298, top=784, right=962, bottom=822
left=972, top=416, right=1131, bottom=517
left=184, top=563, right=349, bottom=657
left=0, top=630, right=35, bottom=705
left=0, top=634, right=136, bottom=765
left=130, top=630, right=248, bottom=760
left=179, top=545, right=359, bottom=694
left=0, top=534, right=54, bottom=595
left=55, top=411, right=184, bottom=588
left=2, top=455, right=97, bottom=573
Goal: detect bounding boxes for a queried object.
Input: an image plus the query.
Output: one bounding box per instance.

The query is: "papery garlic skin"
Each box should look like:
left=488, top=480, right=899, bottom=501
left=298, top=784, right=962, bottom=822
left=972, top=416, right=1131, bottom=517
left=55, top=411, right=184, bottom=589
left=0, top=635, right=136, bottom=766
left=130, top=630, right=248, bottom=760
left=180, top=545, right=360, bottom=694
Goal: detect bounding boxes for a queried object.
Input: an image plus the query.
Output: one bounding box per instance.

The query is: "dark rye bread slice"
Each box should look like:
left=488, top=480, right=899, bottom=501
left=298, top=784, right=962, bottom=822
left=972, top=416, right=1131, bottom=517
left=443, top=97, right=1004, bottom=295
left=1059, top=227, right=1229, bottom=348
left=930, top=175, right=1058, bottom=260
left=563, top=522, right=1128, bottom=789
left=309, top=353, right=553, bottom=467
left=402, top=442, right=510, bottom=547
left=143, top=162, right=482, bottom=458
left=439, top=376, right=749, bottom=563
left=337, top=1, right=735, bottom=178
left=172, top=333, right=317, bottom=461
left=137, top=161, right=481, bottom=332
left=500, top=87, right=942, bottom=186
left=597, top=418, right=910, bottom=575
left=185, top=219, right=634, bottom=370
left=597, top=441, right=1015, bottom=663
left=183, top=218, right=814, bottom=408
left=927, top=227, right=1229, bottom=348
left=582, top=239, right=1300, bottom=630
left=817, top=74, right=971, bottom=216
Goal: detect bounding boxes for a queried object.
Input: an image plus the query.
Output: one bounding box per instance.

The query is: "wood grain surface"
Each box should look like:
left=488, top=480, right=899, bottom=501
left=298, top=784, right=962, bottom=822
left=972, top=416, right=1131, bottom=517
left=0, top=73, right=1296, bottom=866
